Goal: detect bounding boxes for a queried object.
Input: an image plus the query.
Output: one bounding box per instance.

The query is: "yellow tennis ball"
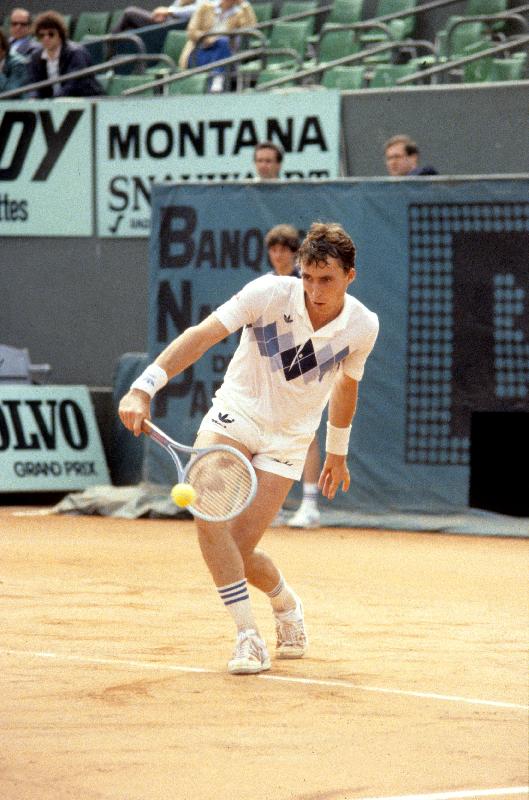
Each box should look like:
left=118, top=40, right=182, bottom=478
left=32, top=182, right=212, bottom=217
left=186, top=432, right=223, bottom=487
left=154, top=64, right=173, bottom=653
left=171, top=482, right=197, bottom=507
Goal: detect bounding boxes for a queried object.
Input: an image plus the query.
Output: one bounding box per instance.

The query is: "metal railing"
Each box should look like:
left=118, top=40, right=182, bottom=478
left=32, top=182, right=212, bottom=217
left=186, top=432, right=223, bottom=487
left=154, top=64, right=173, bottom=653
left=120, top=44, right=303, bottom=95
left=252, top=38, right=438, bottom=91
left=395, top=32, right=529, bottom=84
left=0, top=51, right=178, bottom=100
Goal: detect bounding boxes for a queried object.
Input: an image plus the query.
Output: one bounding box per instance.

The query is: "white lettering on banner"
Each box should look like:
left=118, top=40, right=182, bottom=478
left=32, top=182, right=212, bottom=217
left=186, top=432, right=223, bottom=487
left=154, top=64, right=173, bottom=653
left=0, top=386, right=109, bottom=491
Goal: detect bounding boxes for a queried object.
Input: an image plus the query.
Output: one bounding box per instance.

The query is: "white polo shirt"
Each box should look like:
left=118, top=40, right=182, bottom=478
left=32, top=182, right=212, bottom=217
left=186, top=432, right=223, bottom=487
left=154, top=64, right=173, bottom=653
left=213, top=274, right=379, bottom=437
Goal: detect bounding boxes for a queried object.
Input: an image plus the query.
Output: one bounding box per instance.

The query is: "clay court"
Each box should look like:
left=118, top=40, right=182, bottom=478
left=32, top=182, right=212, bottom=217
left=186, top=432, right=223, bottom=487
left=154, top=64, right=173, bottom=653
left=1, top=506, right=528, bottom=800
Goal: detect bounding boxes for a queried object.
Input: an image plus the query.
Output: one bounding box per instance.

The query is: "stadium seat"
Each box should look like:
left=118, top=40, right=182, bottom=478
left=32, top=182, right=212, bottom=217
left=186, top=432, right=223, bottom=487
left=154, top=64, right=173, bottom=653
left=108, top=8, right=126, bottom=31
left=106, top=73, right=155, bottom=95
left=145, top=29, right=187, bottom=76
left=73, top=11, right=111, bottom=41
left=321, top=64, right=365, bottom=88
left=324, top=0, right=364, bottom=28
left=237, top=20, right=309, bottom=86
left=167, top=73, right=208, bottom=93
left=490, top=52, right=527, bottom=81
left=368, top=61, right=417, bottom=86
left=462, top=39, right=495, bottom=82
left=307, top=27, right=360, bottom=68
left=253, top=2, right=274, bottom=23
left=278, top=1, right=319, bottom=35
left=360, top=0, right=417, bottom=43
left=465, top=0, right=508, bottom=32
left=256, top=67, right=299, bottom=87
left=437, top=18, right=488, bottom=59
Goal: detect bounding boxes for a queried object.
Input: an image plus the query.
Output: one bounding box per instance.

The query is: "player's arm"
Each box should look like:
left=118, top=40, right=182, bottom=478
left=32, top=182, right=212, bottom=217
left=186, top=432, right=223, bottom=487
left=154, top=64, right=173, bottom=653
left=318, top=370, right=358, bottom=500
left=118, top=314, right=229, bottom=436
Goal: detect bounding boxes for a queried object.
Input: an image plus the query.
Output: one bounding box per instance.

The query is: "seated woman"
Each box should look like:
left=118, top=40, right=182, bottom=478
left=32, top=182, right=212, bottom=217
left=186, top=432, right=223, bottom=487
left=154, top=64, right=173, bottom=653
left=179, top=0, right=256, bottom=91
left=28, top=10, right=105, bottom=98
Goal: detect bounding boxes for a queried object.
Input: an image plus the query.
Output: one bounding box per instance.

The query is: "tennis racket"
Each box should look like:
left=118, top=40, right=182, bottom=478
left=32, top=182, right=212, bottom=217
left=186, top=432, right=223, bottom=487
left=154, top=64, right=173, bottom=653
left=142, top=419, right=257, bottom=523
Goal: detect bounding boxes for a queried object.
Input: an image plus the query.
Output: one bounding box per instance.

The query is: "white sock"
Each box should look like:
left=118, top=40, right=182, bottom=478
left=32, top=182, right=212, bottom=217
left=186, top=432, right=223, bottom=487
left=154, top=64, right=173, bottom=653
left=267, top=574, right=296, bottom=614
left=301, top=482, right=319, bottom=510
left=217, top=579, right=256, bottom=632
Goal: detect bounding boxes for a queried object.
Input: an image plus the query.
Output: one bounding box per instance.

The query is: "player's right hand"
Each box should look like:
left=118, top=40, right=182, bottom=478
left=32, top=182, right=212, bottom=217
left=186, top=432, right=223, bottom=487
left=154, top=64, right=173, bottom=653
left=118, top=389, right=151, bottom=437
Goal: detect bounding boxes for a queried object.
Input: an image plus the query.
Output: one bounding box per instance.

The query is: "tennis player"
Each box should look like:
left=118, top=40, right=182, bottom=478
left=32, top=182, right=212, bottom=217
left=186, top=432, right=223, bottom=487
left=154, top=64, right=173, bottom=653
left=119, top=222, right=379, bottom=675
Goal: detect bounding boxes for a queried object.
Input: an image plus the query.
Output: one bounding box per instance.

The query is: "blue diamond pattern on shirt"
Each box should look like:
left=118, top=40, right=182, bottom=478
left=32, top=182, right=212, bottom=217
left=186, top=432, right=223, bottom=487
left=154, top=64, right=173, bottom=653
left=250, top=319, right=350, bottom=383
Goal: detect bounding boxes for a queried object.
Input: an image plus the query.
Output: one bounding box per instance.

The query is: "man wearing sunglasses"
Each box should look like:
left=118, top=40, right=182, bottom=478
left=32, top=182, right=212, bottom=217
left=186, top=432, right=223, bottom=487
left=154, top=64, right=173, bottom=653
left=28, top=10, right=104, bottom=97
left=8, top=8, right=39, bottom=57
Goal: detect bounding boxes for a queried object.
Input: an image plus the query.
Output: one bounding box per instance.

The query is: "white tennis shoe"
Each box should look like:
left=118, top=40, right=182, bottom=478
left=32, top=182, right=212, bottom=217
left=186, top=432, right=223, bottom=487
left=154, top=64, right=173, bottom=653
left=274, top=596, right=308, bottom=659
left=228, top=629, right=271, bottom=675
left=287, top=505, right=320, bottom=529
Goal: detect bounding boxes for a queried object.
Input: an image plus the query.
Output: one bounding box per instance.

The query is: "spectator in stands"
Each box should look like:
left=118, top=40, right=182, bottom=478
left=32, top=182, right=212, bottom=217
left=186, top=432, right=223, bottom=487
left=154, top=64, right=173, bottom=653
left=179, top=0, right=257, bottom=92
left=265, top=223, right=322, bottom=530
left=8, top=7, right=39, bottom=57
left=0, top=29, right=30, bottom=93
left=28, top=11, right=105, bottom=98
left=384, top=134, right=438, bottom=176
left=254, top=141, right=283, bottom=180
left=111, top=0, right=197, bottom=33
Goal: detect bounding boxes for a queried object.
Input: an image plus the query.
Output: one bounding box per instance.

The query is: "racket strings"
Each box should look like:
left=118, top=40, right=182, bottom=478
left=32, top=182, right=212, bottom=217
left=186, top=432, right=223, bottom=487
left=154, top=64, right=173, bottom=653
left=187, top=450, right=254, bottom=520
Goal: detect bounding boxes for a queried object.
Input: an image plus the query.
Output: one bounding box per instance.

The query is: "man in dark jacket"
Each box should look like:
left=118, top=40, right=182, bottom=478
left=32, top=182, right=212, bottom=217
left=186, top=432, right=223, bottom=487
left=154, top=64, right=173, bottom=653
left=28, top=10, right=104, bottom=97
left=384, top=134, right=439, bottom=176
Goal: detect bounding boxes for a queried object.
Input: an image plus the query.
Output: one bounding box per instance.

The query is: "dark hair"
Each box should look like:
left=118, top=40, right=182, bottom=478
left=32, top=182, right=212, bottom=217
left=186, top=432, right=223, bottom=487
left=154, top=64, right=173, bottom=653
left=265, top=224, right=300, bottom=253
left=384, top=134, right=419, bottom=157
left=0, top=30, right=8, bottom=54
left=254, top=141, right=283, bottom=164
left=298, top=222, right=356, bottom=272
left=33, top=10, right=68, bottom=43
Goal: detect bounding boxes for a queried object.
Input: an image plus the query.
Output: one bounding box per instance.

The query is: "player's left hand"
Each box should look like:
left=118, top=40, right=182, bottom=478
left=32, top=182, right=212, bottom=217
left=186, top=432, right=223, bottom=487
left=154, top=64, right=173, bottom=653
left=318, top=454, right=350, bottom=500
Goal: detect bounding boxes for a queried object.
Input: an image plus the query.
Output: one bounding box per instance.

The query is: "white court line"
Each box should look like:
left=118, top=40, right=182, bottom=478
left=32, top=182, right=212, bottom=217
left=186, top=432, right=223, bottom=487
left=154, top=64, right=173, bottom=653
left=1, top=648, right=527, bottom=712
left=356, top=788, right=529, bottom=800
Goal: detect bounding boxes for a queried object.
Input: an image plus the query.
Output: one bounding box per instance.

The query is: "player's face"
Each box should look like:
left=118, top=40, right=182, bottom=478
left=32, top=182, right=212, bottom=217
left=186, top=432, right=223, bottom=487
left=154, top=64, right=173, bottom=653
left=385, top=143, right=416, bottom=176
left=301, top=257, right=355, bottom=326
left=268, top=243, right=296, bottom=276
left=254, top=148, right=281, bottom=179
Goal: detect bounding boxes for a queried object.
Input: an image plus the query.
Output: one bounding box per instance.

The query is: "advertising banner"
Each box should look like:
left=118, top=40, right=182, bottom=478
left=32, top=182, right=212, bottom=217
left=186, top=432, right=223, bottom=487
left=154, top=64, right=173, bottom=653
left=0, top=101, right=93, bottom=236
left=96, top=91, right=341, bottom=238
left=0, top=385, right=110, bottom=491
left=146, top=179, right=529, bottom=514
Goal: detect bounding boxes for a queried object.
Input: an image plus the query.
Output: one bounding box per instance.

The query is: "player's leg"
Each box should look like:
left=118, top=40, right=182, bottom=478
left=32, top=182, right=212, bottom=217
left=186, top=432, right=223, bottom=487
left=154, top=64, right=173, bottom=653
left=288, top=435, right=321, bottom=529
left=229, top=470, right=308, bottom=659
left=192, top=430, right=286, bottom=673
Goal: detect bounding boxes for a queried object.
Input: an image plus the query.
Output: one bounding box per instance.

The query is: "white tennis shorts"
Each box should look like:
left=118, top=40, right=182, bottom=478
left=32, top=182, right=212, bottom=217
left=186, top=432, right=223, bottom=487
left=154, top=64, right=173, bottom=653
left=197, top=400, right=314, bottom=480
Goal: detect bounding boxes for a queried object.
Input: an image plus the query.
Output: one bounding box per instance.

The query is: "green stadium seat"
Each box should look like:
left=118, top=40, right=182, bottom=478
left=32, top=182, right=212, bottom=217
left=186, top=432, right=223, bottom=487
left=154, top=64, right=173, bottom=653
left=145, top=29, right=187, bottom=76
left=360, top=0, right=417, bottom=43
left=238, top=20, right=309, bottom=86
left=278, top=1, right=318, bottom=36
left=308, top=27, right=360, bottom=68
left=106, top=73, right=155, bottom=95
left=322, top=64, right=365, bottom=88
left=108, top=8, right=126, bottom=32
left=462, top=39, right=495, bottom=82
left=253, top=2, right=274, bottom=23
left=167, top=73, right=208, bottom=93
left=256, top=67, right=299, bottom=87
left=466, top=0, right=508, bottom=32
left=490, top=52, right=527, bottom=81
left=437, top=17, right=488, bottom=59
left=369, top=61, right=417, bottom=86
left=73, top=11, right=110, bottom=41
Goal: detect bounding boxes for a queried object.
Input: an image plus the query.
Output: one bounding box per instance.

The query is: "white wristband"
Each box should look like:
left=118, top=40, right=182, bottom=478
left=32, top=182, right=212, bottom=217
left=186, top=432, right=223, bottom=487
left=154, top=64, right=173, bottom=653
left=325, top=422, right=352, bottom=456
left=130, top=363, right=168, bottom=398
